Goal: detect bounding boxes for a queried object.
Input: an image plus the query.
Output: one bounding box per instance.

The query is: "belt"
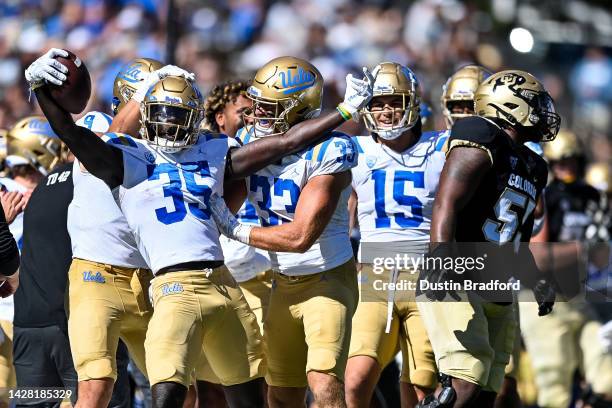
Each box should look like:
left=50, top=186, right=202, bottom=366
left=274, top=271, right=312, bottom=282
left=157, top=261, right=224, bottom=275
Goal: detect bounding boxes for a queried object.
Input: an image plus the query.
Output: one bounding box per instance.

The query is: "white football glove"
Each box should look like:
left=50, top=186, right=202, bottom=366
left=24, top=48, right=69, bottom=89
left=599, top=320, right=612, bottom=353
left=208, top=193, right=252, bottom=244
left=132, top=64, right=196, bottom=103
left=338, top=67, right=375, bottom=122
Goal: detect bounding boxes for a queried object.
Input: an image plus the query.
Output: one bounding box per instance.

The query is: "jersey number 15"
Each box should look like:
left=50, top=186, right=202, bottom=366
left=373, top=169, right=425, bottom=228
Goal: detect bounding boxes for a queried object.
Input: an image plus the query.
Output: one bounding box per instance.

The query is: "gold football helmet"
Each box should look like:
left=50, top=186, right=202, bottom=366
left=475, top=70, right=561, bottom=141
left=361, top=62, right=420, bottom=140
left=441, top=65, right=492, bottom=128
left=6, top=116, right=64, bottom=175
left=112, top=57, right=163, bottom=115
left=542, top=129, right=582, bottom=161
left=586, top=162, right=612, bottom=194
left=141, top=76, right=204, bottom=152
left=244, top=56, right=323, bottom=137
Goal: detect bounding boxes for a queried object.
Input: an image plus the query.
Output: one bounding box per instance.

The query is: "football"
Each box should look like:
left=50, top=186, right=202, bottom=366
left=48, top=50, right=91, bottom=114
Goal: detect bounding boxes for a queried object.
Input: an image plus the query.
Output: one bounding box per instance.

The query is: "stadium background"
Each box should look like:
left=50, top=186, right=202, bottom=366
left=0, top=0, right=610, bottom=160
left=0, top=0, right=611, bottom=407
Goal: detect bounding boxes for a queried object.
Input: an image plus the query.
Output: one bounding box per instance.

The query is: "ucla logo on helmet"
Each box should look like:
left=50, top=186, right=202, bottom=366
left=119, top=63, right=144, bottom=83
left=28, top=118, right=55, bottom=136
left=144, top=151, right=156, bottom=163
left=278, top=66, right=316, bottom=95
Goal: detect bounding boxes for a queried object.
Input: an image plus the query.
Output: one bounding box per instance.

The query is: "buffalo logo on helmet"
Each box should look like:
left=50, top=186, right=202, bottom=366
left=493, top=73, right=526, bottom=92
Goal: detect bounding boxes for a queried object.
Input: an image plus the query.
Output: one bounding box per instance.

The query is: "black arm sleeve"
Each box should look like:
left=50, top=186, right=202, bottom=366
left=226, top=110, right=345, bottom=180
left=0, top=202, right=19, bottom=277
left=35, top=87, right=124, bottom=189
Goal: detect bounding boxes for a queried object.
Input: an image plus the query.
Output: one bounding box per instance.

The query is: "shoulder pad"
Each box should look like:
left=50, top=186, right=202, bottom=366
left=450, top=116, right=497, bottom=146
left=236, top=126, right=255, bottom=145
left=303, top=132, right=354, bottom=163
left=422, top=130, right=450, bottom=152
left=351, top=135, right=368, bottom=154
left=102, top=132, right=139, bottom=148
left=448, top=117, right=498, bottom=164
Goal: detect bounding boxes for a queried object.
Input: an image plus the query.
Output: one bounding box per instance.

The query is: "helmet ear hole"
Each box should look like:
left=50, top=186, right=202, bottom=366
left=504, top=102, right=519, bottom=109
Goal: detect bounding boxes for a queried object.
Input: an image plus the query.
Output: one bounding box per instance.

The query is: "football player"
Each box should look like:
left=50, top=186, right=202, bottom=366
left=442, top=65, right=524, bottom=408
left=344, top=62, right=441, bottom=408
left=0, top=116, right=64, bottom=405
left=199, top=79, right=270, bottom=406
left=417, top=70, right=560, bottom=407
left=209, top=56, right=371, bottom=408
left=66, top=106, right=152, bottom=408
left=26, top=49, right=373, bottom=407
left=441, top=65, right=491, bottom=130
left=519, top=130, right=612, bottom=408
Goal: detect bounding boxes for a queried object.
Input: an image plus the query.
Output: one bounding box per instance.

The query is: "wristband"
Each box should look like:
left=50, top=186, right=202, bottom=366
left=336, top=104, right=352, bottom=121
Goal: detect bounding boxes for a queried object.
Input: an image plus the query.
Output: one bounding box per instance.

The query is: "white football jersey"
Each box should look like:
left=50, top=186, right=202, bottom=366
left=352, top=131, right=448, bottom=250
left=105, top=132, right=236, bottom=274
left=237, top=127, right=357, bottom=276
left=68, top=160, right=148, bottom=268
left=220, top=199, right=271, bottom=282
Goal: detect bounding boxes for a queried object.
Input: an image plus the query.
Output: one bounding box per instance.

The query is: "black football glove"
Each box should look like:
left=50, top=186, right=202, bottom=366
left=416, top=245, right=462, bottom=302
left=533, top=278, right=555, bottom=316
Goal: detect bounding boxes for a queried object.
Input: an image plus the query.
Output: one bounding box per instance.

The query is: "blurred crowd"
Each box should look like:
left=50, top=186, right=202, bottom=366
left=0, top=0, right=610, bottom=156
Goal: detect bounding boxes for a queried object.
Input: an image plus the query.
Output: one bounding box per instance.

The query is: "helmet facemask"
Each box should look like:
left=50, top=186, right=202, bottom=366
left=443, top=99, right=475, bottom=127
left=142, top=103, right=201, bottom=153
left=362, top=93, right=420, bottom=140
left=524, top=90, right=561, bottom=142
left=243, top=91, right=295, bottom=138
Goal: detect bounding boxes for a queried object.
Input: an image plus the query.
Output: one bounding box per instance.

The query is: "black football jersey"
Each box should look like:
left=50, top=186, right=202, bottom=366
left=545, top=179, right=603, bottom=242
left=448, top=116, right=548, bottom=245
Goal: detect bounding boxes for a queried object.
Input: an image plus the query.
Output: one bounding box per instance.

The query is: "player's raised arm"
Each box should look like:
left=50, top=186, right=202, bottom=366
left=430, top=141, right=492, bottom=243
left=226, top=67, right=374, bottom=180
left=26, top=49, right=124, bottom=188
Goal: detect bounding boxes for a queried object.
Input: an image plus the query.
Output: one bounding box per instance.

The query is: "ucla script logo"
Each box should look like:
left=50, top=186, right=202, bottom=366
left=279, top=67, right=316, bottom=94
left=161, top=282, right=184, bottom=296
left=83, top=271, right=106, bottom=283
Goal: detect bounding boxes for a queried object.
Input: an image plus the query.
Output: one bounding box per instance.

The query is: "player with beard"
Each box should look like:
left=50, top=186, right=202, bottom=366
left=416, top=70, right=560, bottom=408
